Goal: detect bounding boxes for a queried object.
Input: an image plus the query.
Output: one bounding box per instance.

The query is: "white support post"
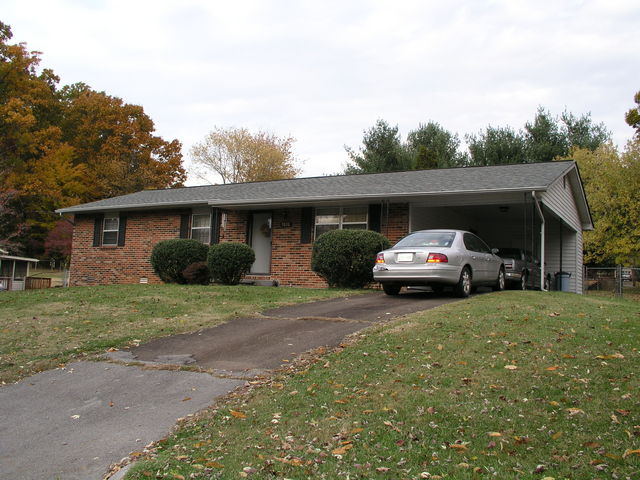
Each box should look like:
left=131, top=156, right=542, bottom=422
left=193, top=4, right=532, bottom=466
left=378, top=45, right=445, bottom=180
left=532, top=192, right=546, bottom=291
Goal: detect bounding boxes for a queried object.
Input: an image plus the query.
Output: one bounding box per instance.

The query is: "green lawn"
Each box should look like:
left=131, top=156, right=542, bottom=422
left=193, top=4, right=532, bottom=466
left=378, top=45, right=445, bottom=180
left=124, top=291, right=640, bottom=480
left=0, top=284, right=359, bottom=384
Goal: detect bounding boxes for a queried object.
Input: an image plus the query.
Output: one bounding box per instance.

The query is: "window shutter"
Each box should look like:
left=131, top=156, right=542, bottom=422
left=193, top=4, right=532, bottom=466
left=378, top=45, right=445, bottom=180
left=92, top=214, right=104, bottom=247
left=300, top=207, right=313, bottom=244
left=210, top=208, right=220, bottom=245
left=179, top=214, right=190, bottom=239
left=368, top=204, right=381, bottom=233
left=117, top=215, right=127, bottom=246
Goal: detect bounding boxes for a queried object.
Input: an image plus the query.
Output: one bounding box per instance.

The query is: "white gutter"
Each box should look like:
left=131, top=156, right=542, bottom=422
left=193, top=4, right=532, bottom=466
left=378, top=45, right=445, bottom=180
left=532, top=191, right=546, bottom=291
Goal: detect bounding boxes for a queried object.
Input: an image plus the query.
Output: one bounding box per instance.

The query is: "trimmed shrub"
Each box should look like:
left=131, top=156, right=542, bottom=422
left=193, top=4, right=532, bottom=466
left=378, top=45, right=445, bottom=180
left=150, top=239, right=209, bottom=284
left=311, top=229, right=391, bottom=288
left=182, top=261, right=210, bottom=285
left=208, top=242, right=255, bottom=285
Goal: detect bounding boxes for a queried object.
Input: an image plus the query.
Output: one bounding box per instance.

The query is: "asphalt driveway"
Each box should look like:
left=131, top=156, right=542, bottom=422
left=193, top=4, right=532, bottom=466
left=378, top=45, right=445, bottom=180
left=0, top=290, right=458, bottom=480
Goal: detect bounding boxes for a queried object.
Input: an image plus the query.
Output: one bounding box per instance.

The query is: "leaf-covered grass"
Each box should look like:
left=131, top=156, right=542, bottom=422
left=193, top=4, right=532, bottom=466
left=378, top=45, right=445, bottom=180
left=0, top=284, right=358, bottom=384
left=126, top=291, right=640, bottom=480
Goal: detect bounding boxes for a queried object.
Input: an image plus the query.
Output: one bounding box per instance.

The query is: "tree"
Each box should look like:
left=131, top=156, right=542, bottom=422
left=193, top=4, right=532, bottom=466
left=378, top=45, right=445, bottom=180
left=406, top=122, right=467, bottom=169
left=190, top=127, right=300, bottom=184
left=0, top=189, right=27, bottom=254
left=560, top=110, right=610, bottom=151
left=524, top=107, right=569, bottom=163
left=569, top=141, right=640, bottom=266
left=625, top=90, right=640, bottom=138
left=344, top=119, right=413, bottom=174
left=44, top=219, right=73, bottom=266
left=60, top=86, right=186, bottom=198
left=0, top=21, right=186, bottom=256
left=466, top=126, right=527, bottom=166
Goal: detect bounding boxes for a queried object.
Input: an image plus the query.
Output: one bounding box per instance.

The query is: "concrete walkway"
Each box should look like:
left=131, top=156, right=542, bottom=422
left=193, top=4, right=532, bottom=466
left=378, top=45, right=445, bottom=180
left=0, top=290, right=458, bottom=479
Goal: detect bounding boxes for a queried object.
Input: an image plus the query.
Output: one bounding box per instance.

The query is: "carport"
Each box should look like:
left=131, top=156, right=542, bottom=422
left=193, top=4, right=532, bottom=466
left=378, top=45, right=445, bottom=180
left=406, top=164, right=592, bottom=293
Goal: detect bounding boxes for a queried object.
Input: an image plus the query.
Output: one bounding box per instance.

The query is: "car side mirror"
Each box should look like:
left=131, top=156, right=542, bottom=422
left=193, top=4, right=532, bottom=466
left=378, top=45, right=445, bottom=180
left=491, top=248, right=499, bottom=255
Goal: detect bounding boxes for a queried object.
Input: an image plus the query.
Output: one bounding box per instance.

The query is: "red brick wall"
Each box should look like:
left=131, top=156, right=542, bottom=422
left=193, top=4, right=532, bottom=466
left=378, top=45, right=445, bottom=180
left=68, top=203, right=410, bottom=288
left=69, top=211, right=181, bottom=286
left=381, top=203, right=410, bottom=244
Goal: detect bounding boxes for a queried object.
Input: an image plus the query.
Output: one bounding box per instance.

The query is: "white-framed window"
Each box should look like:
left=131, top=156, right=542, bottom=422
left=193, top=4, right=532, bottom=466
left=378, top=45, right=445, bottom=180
left=102, top=216, right=119, bottom=246
left=191, top=213, right=211, bottom=244
left=314, top=206, right=368, bottom=238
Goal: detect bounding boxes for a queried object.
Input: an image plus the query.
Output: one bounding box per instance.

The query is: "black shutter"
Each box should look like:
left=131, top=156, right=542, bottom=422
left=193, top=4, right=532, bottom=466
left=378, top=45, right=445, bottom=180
left=368, top=204, right=381, bottom=233
left=210, top=208, right=220, bottom=245
left=117, top=216, right=127, bottom=246
left=300, top=207, right=313, bottom=244
left=92, top=214, right=104, bottom=247
left=245, top=213, right=253, bottom=245
left=179, top=214, right=190, bottom=239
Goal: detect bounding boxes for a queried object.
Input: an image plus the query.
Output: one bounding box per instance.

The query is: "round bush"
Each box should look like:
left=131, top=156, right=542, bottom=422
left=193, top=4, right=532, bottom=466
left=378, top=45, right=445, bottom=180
left=207, top=242, right=255, bottom=285
left=311, top=229, right=391, bottom=288
left=182, top=261, right=211, bottom=285
left=150, top=239, right=209, bottom=284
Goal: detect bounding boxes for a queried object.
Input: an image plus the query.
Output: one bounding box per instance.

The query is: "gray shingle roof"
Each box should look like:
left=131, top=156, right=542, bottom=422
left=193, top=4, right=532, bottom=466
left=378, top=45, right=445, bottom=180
left=56, top=161, right=576, bottom=214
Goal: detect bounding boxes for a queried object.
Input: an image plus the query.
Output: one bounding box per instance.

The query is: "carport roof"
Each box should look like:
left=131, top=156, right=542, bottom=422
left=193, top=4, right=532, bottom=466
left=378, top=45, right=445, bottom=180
left=57, top=161, right=578, bottom=214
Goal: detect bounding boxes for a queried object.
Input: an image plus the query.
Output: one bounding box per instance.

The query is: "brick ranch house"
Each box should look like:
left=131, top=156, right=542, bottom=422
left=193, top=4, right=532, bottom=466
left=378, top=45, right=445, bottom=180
left=57, top=161, right=593, bottom=293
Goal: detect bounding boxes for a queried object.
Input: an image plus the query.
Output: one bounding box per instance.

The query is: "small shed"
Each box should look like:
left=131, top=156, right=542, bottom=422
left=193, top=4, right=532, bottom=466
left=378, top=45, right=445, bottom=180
left=0, top=249, right=39, bottom=291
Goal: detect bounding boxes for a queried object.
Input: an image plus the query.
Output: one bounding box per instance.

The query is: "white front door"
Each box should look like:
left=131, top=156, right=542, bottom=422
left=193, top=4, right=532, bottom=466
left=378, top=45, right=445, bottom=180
left=250, top=212, right=272, bottom=274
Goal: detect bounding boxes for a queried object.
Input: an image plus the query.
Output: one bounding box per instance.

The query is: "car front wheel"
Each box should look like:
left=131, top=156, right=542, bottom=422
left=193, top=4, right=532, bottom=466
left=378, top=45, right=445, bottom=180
left=455, top=267, right=472, bottom=298
left=520, top=272, right=527, bottom=290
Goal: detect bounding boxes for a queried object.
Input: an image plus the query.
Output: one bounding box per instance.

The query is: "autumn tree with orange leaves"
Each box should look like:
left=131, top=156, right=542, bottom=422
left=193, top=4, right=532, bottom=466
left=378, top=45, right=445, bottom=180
left=0, top=21, right=185, bottom=256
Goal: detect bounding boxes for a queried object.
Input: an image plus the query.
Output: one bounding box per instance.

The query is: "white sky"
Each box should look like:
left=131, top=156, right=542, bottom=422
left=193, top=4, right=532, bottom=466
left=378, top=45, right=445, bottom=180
left=4, top=0, right=639, bottom=185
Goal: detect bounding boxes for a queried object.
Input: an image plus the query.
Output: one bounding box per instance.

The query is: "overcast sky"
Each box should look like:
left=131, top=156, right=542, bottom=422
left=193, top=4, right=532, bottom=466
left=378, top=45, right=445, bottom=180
left=4, top=0, right=639, bottom=185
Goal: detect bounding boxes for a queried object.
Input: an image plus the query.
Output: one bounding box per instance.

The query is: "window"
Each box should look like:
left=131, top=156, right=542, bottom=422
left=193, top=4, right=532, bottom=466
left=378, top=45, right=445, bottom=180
left=102, top=216, right=119, bottom=246
left=463, top=233, right=490, bottom=253
left=315, top=206, right=368, bottom=238
left=191, top=214, right=211, bottom=244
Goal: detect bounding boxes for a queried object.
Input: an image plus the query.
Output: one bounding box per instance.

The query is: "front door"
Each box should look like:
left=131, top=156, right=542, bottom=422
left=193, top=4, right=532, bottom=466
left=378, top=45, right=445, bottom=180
left=250, top=212, right=272, bottom=274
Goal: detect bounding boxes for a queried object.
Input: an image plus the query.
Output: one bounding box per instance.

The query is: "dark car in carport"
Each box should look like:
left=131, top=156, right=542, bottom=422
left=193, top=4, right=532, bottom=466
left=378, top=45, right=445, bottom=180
left=496, top=247, right=550, bottom=290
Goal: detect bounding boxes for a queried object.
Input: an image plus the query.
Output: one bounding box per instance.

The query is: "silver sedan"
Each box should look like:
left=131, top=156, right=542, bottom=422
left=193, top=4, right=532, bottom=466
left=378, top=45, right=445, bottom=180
left=373, top=229, right=505, bottom=297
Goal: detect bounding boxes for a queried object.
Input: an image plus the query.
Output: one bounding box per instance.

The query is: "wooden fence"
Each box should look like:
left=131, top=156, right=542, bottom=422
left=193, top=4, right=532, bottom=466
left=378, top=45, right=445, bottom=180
left=25, top=277, right=52, bottom=290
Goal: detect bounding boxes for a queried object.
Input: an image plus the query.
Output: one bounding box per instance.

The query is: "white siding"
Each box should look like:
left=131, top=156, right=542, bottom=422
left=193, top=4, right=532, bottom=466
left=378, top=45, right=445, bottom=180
left=544, top=217, right=581, bottom=293
left=541, top=176, right=581, bottom=232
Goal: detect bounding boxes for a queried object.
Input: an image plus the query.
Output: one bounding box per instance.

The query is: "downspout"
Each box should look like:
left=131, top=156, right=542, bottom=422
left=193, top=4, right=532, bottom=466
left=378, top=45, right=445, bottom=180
left=532, top=191, right=546, bottom=291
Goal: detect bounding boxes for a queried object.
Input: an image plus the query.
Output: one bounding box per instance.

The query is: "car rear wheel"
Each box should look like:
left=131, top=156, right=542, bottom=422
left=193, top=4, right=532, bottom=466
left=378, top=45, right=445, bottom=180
left=382, top=283, right=402, bottom=296
left=455, top=267, right=472, bottom=298
left=493, top=268, right=506, bottom=292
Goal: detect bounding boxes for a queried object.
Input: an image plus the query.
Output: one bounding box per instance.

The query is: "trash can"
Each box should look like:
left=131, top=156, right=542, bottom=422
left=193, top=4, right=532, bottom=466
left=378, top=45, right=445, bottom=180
left=555, top=272, right=571, bottom=292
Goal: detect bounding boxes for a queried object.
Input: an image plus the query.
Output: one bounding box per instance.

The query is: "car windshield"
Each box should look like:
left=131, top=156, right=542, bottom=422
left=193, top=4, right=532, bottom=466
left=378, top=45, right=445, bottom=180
left=497, top=248, right=521, bottom=258
left=394, top=232, right=456, bottom=248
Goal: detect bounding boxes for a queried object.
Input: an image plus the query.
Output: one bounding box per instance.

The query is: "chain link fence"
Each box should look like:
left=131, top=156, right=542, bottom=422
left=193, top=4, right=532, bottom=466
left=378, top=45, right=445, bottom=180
left=584, top=266, right=640, bottom=298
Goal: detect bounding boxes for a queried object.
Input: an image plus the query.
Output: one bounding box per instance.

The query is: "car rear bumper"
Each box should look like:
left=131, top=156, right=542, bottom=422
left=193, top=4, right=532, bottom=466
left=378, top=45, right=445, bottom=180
left=373, top=264, right=462, bottom=285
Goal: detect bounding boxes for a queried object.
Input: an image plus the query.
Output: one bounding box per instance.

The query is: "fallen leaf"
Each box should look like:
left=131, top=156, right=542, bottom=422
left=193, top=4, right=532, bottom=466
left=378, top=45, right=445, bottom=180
left=548, top=312, right=560, bottom=317
left=332, top=443, right=353, bottom=455
left=182, top=397, right=191, bottom=402
left=583, top=441, right=601, bottom=448
left=205, top=461, right=224, bottom=468
left=551, top=431, right=563, bottom=440
left=566, top=408, right=585, bottom=416
left=504, top=365, right=518, bottom=370
left=376, top=467, right=390, bottom=472
left=549, top=401, right=560, bottom=406
left=488, top=432, right=502, bottom=437
left=596, top=353, right=625, bottom=360
left=616, top=409, right=630, bottom=416
left=611, top=414, right=620, bottom=424
left=230, top=409, right=247, bottom=419
left=545, top=366, right=560, bottom=371
left=450, top=444, right=468, bottom=451
left=623, top=449, right=640, bottom=458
